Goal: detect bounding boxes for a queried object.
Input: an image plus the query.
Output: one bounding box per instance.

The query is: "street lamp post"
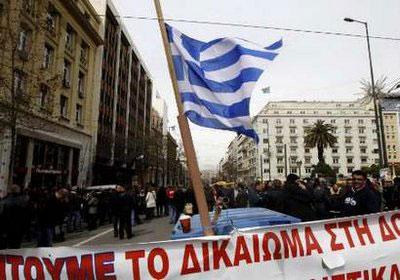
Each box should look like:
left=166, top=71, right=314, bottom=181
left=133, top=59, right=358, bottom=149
left=344, top=17, right=387, bottom=167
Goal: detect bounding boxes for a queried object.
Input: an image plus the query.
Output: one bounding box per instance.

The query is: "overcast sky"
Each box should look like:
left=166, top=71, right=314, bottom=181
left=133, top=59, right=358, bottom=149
left=114, top=0, right=400, bottom=170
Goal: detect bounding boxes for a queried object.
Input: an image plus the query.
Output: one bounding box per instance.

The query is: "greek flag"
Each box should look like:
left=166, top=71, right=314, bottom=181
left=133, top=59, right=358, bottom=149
left=166, top=24, right=282, bottom=142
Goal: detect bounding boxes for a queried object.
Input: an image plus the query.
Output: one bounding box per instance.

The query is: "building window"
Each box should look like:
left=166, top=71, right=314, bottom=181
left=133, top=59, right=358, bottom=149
left=346, top=147, right=352, bottom=153
left=332, top=148, right=338, bottom=154
left=330, top=119, right=336, bottom=124
left=262, top=118, right=268, bottom=123
left=347, top=167, right=354, bottom=173
left=78, top=72, right=85, bottom=98
left=305, top=148, right=310, bottom=153
left=262, top=129, right=267, bottom=134
left=347, top=157, right=353, bottom=164
left=14, top=70, right=26, bottom=95
left=39, top=84, right=49, bottom=108
left=327, top=111, right=332, bottom=115
left=277, top=157, right=283, bottom=164
left=305, top=168, right=311, bottom=174
left=305, top=157, right=311, bottom=164
left=360, top=147, right=367, bottom=154
left=263, top=169, right=268, bottom=174
left=263, top=138, right=268, bottom=144
left=276, top=119, right=281, bottom=124
left=60, top=95, right=68, bottom=117
left=277, top=167, right=283, bottom=174
left=290, top=128, right=296, bottom=134
left=300, top=111, right=305, bottom=114
left=276, top=128, right=282, bottom=134
left=80, top=41, right=88, bottom=66
left=76, top=104, right=82, bottom=124
left=17, top=27, right=30, bottom=54
left=276, top=137, right=283, bottom=144
left=359, top=137, right=366, bottom=144
left=290, top=146, right=297, bottom=153
left=42, top=44, right=54, bottom=69
left=344, top=119, right=350, bottom=124
left=46, top=5, right=57, bottom=33
left=63, top=60, right=71, bottom=87
left=277, top=147, right=283, bottom=154
left=291, top=168, right=297, bottom=174
left=65, top=24, right=75, bottom=52
left=303, top=119, right=308, bottom=124
left=287, top=111, right=292, bottom=114
left=359, top=128, right=365, bottom=134
left=290, top=119, right=295, bottom=124
left=358, top=119, right=364, bottom=124
left=313, top=111, right=318, bottom=114
left=345, top=127, right=351, bottom=134
left=333, top=158, right=339, bottom=164
left=290, top=137, right=297, bottom=144
left=361, top=157, right=368, bottom=163
left=345, top=137, right=352, bottom=144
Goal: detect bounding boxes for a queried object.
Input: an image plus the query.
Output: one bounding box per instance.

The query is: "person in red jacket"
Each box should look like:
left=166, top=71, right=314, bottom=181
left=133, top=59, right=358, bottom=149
left=166, top=186, right=176, bottom=224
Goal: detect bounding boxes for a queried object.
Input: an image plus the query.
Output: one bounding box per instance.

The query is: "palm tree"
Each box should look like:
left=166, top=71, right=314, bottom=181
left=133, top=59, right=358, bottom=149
left=358, top=76, right=390, bottom=103
left=304, top=120, right=337, bottom=164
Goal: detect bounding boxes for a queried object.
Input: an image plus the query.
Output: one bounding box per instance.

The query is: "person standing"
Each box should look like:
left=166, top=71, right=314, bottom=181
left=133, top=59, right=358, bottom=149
left=2, top=185, right=27, bottom=249
left=117, top=186, right=133, bottom=239
left=87, top=192, right=99, bottom=230
left=145, top=186, right=156, bottom=220
left=156, top=185, right=167, bottom=217
left=166, top=186, right=176, bottom=223
left=281, top=174, right=317, bottom=222
left=341, top=170, right=381, bottom=217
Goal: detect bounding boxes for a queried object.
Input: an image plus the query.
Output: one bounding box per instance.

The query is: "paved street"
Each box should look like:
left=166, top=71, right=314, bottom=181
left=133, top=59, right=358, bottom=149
left=41, top=216, right=174, bottom=248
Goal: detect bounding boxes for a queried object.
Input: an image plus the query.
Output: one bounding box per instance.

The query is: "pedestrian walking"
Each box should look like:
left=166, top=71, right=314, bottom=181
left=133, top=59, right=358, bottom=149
left=145, top=186, right=156, bottom=220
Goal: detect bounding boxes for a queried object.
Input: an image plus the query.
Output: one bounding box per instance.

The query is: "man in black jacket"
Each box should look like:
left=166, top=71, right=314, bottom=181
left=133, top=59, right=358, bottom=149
left=341, top=170, right=381, bottom=217
left=281, top=174, right=316, bottom=222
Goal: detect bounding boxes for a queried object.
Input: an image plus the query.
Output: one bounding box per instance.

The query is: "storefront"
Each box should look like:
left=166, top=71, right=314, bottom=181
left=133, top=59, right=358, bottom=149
left=13, top=135, right=81, bottom=189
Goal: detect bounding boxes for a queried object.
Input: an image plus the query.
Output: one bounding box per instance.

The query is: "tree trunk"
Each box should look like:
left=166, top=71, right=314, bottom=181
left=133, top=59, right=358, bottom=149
left=317, top=143, right=324, bottom=164
left=7, top=125, right=16, bottom=189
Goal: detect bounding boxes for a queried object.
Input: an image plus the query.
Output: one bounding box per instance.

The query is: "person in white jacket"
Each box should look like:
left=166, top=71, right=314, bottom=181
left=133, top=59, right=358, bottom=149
left=145, top=187, right=157, bottom=220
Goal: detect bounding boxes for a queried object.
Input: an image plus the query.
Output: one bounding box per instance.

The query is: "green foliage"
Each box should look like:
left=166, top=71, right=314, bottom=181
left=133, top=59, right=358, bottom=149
left=311, top=162, right=336, bottom=178
left=304, top=120, right=337, bottom=164
left=362, top=164, right=380, bottom=178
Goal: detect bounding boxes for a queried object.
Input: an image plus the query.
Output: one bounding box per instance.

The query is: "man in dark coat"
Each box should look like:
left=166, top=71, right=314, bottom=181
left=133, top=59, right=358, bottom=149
left=116, top=186, right=133, bottom=239
left=341, top=170, right=381, bottom=217
left=2, top=185, right=27, bottom=249
left=281, top=174, right=316, bottom=222
left=156, top=185, right=167, bottom=217
left=248, top=181, right=269, bottom=208
left=173, top=186, right=186, bottom=223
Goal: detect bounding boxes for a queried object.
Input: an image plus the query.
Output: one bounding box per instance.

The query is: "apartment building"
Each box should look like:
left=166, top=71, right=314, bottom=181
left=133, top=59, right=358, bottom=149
left=0, top=0, right=103, bottom=191
left=255, top=101, right=380, bottom=181
left=223, top=100, right=382, bottom=183
left=381, top=98, right=400, bottom=173
left=89, top=0, right=153, bottom=185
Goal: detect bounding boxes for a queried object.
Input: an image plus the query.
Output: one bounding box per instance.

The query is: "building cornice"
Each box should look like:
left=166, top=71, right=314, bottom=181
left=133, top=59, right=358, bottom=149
left=59, top=0, right=103, bottom=46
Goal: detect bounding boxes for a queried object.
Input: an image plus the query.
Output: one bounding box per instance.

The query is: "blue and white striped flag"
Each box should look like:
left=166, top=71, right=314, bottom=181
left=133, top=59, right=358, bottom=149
left=166, top=24, right=282, bottom=142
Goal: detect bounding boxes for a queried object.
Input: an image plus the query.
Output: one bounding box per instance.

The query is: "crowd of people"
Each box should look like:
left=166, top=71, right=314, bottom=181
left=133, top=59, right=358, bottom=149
left=0, top=169, right=399, bottom=249
left=0, top=182, right=196, bottom=249
left=211, top=170, right=399, bottom=222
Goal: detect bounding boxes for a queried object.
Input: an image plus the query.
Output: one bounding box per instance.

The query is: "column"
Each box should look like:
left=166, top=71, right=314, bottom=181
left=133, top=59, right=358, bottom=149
left=67, top=148, right=74, bottom=186
left=23, top=138, right=34, bottom=188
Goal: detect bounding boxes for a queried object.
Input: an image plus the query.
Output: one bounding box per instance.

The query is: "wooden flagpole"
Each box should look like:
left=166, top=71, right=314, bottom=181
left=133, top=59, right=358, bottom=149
left=153, top=0, right=214, bottom=236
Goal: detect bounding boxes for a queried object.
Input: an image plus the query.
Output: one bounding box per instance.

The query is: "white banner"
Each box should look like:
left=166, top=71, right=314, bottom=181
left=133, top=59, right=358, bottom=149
left=1, top=211, right=400, bottom=279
